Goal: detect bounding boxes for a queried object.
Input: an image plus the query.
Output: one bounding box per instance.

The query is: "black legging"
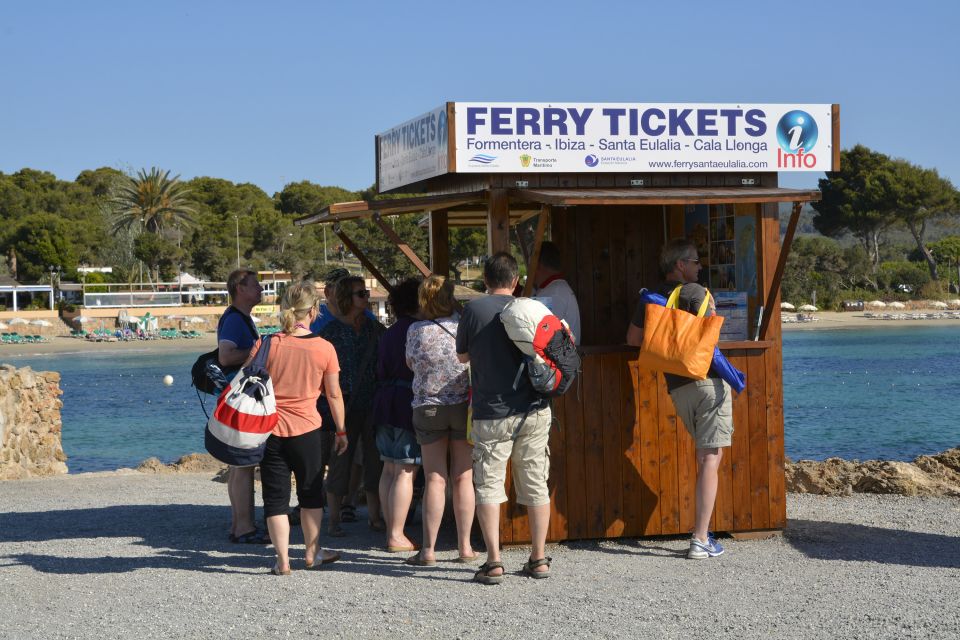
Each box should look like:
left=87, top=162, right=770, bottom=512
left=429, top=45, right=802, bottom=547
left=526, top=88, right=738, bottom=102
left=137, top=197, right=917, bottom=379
left=260, top=428, right=326, bottom=518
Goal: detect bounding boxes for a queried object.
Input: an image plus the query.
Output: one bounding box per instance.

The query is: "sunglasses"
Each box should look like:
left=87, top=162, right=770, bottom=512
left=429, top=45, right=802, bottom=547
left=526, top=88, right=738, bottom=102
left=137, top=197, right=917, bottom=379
left=352, top=289, right=370, bottom=299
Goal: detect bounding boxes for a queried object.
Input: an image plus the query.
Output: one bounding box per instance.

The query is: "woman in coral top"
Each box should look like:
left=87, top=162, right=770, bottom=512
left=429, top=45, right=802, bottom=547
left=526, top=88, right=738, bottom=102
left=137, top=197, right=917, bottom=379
left=248, top=281, right=348, bottom=575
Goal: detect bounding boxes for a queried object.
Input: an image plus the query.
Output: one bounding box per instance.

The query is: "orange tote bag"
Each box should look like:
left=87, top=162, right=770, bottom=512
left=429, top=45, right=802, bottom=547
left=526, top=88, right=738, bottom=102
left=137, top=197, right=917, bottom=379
left=635, top=285, right=724, bottom=380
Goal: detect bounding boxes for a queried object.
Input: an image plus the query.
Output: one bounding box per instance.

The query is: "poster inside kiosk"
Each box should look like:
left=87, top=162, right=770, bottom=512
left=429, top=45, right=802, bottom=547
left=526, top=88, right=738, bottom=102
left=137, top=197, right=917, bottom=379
left=455, top=102, right=833, bottom=174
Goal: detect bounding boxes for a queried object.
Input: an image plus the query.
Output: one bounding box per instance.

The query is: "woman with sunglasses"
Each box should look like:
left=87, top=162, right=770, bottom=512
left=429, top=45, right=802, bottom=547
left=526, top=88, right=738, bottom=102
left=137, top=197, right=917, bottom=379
left=318, top=275, right=386, bottom=537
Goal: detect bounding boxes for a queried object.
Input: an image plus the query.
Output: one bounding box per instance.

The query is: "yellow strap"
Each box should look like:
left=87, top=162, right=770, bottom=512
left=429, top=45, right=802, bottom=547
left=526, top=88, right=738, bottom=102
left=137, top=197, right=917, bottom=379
left=666, top=284, right=712, bottom=317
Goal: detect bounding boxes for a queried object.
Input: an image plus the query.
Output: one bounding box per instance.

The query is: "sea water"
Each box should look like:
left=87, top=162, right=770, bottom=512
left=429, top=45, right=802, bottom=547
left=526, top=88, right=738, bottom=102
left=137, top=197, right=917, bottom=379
left=2, top=326, right=958, bottom=472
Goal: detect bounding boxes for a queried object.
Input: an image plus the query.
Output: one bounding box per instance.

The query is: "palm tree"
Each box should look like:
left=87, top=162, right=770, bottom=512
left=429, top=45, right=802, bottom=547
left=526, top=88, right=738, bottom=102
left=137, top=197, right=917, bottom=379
left=108, top=167, right=196, bottom=236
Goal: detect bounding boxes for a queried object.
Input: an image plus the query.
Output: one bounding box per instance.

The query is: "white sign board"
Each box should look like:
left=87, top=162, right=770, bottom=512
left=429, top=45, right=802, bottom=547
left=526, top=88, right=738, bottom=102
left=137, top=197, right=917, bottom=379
left=377, top=105, right=448, bottom=192
left=454, top=102, right=833, bottom=174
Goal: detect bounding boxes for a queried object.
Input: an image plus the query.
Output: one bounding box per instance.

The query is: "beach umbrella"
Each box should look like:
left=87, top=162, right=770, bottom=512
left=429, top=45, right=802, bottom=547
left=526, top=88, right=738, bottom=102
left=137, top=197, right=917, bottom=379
left=948, top=300, right=960, bottom=308
left=9, top=318, right=28, bottom=325
left=126, top=315, right=140, bottom=323
left=929, top=301, right=948, bottom=309
left=187, top=316, right=206, bottom=324
left=888, top=301, right=906, bottom=309
left=29, top=319, right=52, bottom=327
left=867, top=300, right=886, bottom=308
left=75, top=315, right=93, bottom=323
left=798, top=304, right=818, bottom=312
left=780, top=302, right=795, bottom=311
left=0, top=322, right=8, bottom=330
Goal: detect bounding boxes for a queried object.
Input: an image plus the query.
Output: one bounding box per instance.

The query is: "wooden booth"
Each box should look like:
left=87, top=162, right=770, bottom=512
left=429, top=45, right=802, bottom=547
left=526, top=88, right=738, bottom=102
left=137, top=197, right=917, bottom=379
left=297, top=102, right=839, bottom=542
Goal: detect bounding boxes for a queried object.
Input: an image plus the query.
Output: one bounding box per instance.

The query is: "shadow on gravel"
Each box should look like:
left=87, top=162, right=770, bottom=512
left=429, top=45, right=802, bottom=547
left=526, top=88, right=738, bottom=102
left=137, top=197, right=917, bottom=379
left=786, top=519, right=960, bottom=568
left=0, top=503, right=488, bottom=581
left=0, top=504, right=273, bottom=575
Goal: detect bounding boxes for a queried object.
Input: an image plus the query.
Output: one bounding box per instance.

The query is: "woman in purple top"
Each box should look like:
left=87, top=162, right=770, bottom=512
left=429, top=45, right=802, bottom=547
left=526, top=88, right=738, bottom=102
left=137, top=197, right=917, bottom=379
left=403, top=275, right=476, bottom=566
left=373, top=277, right=422, bottom=552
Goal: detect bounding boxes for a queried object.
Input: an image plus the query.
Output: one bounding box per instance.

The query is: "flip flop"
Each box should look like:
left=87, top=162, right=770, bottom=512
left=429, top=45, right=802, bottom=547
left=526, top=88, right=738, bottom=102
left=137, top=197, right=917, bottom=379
left=386, top=543, right=420, bottom=553
left=270, top=563, right=291, bottom=576
left=454, top=552, right=481, bottom=564
left=340, top=505, right=358, bottom=523
left=404, top=551, right=436, bottom=567
left=521, top=556, right=552, bottom=579
left=305, top=550, right=341, bottom=569
left=231, top=528, right=271, bottom=545
left=473, top=561, right=505, bottom=585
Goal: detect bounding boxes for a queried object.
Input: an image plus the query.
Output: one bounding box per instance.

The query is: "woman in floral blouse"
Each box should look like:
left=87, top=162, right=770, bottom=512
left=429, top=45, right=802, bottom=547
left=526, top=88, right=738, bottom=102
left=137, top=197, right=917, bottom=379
left=403, top=276, right=477, bottom=565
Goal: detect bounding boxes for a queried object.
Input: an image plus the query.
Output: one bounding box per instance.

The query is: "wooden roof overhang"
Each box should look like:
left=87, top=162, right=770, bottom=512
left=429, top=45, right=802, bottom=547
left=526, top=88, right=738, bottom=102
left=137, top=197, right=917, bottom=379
left=294, top=185, right=820, bottom=340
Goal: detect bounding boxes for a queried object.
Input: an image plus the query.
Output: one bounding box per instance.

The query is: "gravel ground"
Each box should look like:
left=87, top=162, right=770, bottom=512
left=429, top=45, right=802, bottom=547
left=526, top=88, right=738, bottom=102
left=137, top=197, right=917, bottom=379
left=1, top=472, right=958, bottom=640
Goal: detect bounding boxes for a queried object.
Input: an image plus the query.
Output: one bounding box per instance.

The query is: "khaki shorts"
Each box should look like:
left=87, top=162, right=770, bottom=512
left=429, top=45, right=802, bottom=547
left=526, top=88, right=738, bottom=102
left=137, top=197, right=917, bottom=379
left=669, top=379, right=733, bottom=449
left=413, top=402, right=469, bottom=445
left=471, top=405, right=552, bottom=507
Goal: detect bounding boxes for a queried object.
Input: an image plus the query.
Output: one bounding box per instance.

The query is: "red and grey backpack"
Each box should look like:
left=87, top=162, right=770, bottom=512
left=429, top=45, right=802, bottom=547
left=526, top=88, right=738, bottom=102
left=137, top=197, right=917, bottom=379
left=500, top=297, right=581, bottom=397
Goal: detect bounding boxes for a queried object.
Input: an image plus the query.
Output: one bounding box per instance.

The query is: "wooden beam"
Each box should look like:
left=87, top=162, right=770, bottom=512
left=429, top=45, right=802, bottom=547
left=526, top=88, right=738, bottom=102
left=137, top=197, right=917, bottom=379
left=487, top=189, right=511, bottom=254
left=332, top=223, right=396, bottom=295
left=832, top=104, right=841, bottom=172
left=370, top=212, right=432, bottom=277
left=758, top=202, right=802, bottom=339
left=522, top=205, right=551, bottom=297
left=428, top=210, right=450, bottom=277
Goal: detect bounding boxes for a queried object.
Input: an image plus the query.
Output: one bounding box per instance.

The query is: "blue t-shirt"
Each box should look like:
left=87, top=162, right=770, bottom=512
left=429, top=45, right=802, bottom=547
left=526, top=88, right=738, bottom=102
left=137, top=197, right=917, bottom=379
left=217, top=307, right=259, bottom=351
left=309, top=303, right=377, bottom=334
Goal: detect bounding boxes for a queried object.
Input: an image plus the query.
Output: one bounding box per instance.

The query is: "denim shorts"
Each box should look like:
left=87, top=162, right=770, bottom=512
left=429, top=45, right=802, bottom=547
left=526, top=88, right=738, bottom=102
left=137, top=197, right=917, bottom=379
left=375, top=424, right=422, bottom=465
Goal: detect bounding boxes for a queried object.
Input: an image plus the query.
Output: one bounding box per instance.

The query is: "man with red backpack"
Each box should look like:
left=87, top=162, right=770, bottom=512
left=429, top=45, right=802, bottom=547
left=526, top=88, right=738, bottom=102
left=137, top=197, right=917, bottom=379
left=456, top=252, right=553, bottom=584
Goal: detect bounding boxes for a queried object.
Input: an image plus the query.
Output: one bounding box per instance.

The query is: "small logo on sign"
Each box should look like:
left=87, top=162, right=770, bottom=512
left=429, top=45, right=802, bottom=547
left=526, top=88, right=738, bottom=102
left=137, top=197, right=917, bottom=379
left=469, top=154, right=497, bottom=165
left=584, top=154, right=599, bottom=167
left=520, top=154, right=532, bottom=168
left=776, top=110, right=818, bottom=153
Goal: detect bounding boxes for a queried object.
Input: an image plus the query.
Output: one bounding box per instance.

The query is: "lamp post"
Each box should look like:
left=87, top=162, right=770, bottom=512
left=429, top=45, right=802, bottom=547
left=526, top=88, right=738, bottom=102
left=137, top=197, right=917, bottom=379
left=234, top=214, right=241, bottom=268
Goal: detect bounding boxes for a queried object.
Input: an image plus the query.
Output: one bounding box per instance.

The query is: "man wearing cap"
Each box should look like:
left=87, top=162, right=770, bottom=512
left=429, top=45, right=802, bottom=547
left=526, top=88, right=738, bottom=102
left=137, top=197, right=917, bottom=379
left=310, top=268, right=377, bottom=333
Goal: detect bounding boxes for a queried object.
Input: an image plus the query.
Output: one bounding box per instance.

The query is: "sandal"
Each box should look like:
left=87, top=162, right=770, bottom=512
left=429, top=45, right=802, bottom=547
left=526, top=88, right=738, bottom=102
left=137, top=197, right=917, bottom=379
left=305, top=549, right=341, bottom=569
left=473, top=561, right=505, bottom=585
left=404, top=551, right=436, bottom=567
left=340, top=504, right=357, bottom=523
left=521, top=556, right=552, bottom=579
left=270, top=563, right=291, bottom=576
left=454, top=552, right=481, bottom=564
left=231, top=528, right=271, bottom=545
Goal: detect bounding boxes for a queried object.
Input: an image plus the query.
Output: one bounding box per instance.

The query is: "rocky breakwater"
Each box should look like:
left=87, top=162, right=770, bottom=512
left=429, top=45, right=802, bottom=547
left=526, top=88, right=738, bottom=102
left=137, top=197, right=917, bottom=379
left=0, top=364, right=67, bottom=479
left=786, top=448, right=960, bottom=497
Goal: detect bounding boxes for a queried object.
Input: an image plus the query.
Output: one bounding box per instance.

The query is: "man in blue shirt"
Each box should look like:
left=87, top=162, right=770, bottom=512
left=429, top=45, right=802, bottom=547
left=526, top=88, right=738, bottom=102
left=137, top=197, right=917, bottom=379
left=218, top=269, right=264, bottom=544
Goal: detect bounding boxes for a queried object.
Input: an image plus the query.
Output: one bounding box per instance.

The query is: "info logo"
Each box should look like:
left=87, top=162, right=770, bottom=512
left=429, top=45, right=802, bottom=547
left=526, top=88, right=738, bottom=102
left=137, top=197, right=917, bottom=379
left=776, top=110, right=818, bottom=153
left=584, top=154, right=599, bottom=167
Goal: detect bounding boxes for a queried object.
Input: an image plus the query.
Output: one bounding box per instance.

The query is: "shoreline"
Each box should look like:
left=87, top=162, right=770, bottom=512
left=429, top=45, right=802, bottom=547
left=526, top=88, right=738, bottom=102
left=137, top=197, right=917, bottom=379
left=781, top=310, right=960, bottom=331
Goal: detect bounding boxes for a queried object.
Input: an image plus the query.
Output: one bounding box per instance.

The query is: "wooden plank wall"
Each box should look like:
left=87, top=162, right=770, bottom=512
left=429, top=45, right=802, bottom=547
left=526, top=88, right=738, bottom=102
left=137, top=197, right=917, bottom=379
left=498, top=202, right=787, bottom=542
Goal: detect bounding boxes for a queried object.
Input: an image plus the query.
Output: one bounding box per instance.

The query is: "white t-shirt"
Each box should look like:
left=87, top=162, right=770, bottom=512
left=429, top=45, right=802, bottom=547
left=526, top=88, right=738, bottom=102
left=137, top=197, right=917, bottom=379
left=534, top=278, right=581, bottom=345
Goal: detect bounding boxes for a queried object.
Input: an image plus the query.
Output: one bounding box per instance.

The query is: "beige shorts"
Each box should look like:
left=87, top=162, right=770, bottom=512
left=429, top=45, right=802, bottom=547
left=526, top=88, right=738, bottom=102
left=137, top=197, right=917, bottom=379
left=413, top=402, right=469, bottom=445
left=471, top=405, right=552, bottom=507
left=669, top=378, right=733, bottom=449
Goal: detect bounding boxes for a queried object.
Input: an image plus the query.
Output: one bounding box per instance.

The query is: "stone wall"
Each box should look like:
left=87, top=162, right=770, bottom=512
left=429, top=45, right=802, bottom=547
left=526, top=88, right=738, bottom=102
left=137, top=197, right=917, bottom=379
left=0, top=365, right=67, bottom=479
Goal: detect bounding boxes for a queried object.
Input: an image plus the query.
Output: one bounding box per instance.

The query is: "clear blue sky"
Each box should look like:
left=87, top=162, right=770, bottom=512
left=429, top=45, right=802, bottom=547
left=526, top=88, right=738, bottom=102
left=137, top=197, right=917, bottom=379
left=1, top=0, right=957, bottom=195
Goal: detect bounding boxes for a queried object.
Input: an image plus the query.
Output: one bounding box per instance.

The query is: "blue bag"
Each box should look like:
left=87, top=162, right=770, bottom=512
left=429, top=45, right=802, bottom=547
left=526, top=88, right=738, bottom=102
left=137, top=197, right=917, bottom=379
left=639, top=289, right=746, bottom=394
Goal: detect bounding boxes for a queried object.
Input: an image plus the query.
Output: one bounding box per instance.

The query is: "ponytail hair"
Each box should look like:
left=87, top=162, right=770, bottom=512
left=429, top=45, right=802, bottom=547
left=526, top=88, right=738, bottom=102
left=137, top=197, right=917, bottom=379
left=279, top=280, right=319, bottom=334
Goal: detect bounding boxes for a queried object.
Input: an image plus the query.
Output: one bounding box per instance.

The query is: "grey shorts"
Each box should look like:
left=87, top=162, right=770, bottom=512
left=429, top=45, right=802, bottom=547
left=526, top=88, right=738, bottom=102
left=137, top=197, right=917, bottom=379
left=669, top=379, right=733, bottom=449
left=412, top=402, right=469, bottom=445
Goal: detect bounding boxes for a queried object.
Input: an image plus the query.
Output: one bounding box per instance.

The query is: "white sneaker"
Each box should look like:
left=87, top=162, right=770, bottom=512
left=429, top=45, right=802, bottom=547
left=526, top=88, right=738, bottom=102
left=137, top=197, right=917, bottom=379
left=688, top=534, right=724, bottom=559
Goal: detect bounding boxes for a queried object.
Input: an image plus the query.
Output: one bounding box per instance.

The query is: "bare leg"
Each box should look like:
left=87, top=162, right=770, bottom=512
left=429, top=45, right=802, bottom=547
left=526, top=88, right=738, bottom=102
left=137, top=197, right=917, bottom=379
left=301, top=507, right=325, bottom=565
left=378, top=461, right=394, bottom=534
left=228, top=466, right=256, bottom=536
left=366, top=488, right=383, bottom=528
left=420, top=439, right=449, bottom=561
left=385, top=463, right=417, bottom=549
left=450, top=439, right=476, bottom=558
left=266, top=514, right=290, bottom=572
left=526, top=503, right=551, bottom=573
left=476, top=503, right=503, bottom=576
left=325, top=491, right=341, bottom=533
left=694, top=447, right=723, bottom=542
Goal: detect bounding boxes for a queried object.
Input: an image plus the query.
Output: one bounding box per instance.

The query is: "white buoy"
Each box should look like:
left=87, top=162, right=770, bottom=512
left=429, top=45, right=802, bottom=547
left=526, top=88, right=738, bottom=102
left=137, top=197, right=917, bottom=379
left=163, top=375, right=174, bottom=386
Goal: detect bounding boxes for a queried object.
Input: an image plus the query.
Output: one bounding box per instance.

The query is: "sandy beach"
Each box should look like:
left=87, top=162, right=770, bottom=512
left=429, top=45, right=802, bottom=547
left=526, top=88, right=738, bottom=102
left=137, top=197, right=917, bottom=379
left=0, top=471, right=957, bottom=639
left=781, top=311, right=960, bottom=331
